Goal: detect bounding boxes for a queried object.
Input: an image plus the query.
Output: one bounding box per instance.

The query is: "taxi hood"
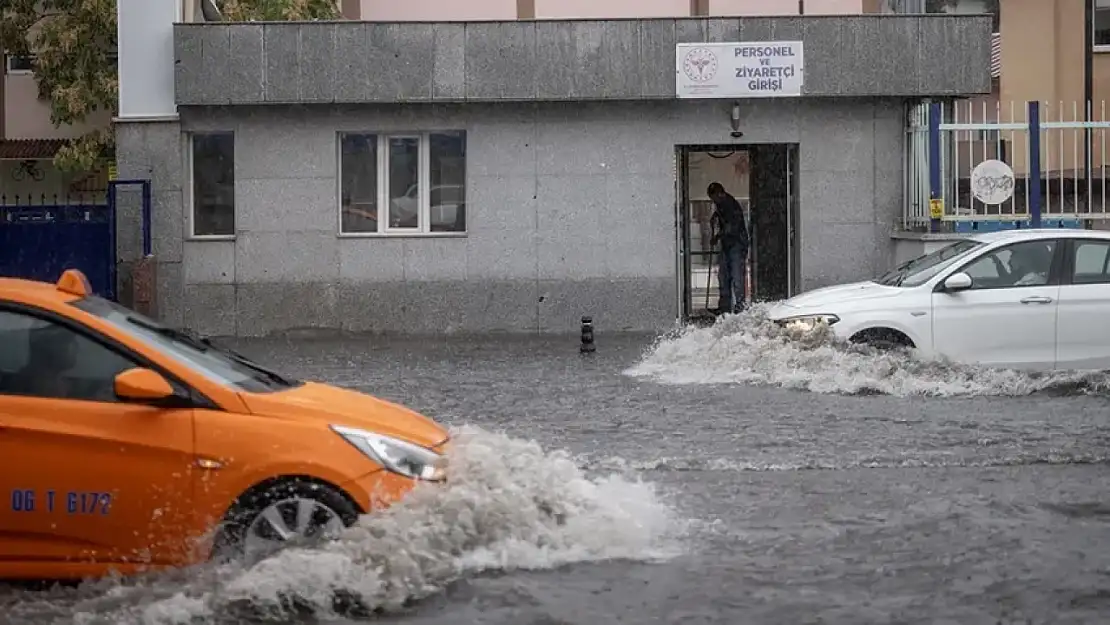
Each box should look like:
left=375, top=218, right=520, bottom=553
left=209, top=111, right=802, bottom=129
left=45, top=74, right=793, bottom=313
left=238, top=382, right=448, bottom=449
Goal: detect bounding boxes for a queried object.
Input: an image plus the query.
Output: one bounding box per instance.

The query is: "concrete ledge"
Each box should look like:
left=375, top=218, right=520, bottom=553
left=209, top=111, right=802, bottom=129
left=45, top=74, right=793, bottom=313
left=174, top=15, right=992, bottom=105
left=890, top=230, right=974, bottom=241
left=180, top=278, right=677, bottom=337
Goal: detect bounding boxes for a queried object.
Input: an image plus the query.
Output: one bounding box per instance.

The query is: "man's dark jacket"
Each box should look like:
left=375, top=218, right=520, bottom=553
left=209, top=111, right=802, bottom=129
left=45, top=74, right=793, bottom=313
left=713, top=193, right=749, bottom=250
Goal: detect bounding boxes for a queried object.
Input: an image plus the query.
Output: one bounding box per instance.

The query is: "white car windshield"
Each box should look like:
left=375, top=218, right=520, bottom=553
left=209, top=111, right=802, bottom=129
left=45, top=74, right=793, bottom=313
left=69, top=296, right=299, bottom=393
left=874, top=239, right=985, bottom=288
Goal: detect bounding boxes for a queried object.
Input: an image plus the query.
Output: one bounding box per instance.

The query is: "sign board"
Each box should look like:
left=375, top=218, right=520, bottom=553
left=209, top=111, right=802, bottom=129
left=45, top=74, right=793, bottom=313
left=970, top=159, right=1015, bottom=205
left=676, top=42, right=804, bottom=99
left=929, top=198, right=944, bottom=219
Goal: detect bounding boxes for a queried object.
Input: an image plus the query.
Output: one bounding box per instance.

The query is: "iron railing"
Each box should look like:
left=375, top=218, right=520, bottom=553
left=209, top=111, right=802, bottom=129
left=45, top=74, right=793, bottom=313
left=904, top=99, right=1110, bottom=232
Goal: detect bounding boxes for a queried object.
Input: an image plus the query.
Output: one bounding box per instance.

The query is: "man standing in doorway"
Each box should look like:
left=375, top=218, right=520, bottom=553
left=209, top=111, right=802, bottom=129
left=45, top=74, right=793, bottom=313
left=708, top=182, right=749, bottom=315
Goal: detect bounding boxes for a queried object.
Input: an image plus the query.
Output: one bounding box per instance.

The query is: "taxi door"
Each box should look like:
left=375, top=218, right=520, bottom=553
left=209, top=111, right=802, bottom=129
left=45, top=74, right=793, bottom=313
left=0, top=307, right=196, bottom=566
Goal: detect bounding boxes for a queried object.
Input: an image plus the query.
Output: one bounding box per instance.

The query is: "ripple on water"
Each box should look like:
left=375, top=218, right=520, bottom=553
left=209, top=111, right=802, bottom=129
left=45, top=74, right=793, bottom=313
left=3, top=426, right=686, bottom=625
left=624, top=305, right=1110, bottom=398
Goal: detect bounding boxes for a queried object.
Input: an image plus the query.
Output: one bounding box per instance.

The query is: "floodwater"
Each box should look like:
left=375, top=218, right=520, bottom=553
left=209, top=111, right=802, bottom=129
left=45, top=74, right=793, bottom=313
left=5, top=305, right=1110, bottom=624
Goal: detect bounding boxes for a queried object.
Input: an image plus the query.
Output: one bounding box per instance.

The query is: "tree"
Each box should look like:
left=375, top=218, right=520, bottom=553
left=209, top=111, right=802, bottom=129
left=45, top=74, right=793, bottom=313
left=0, top=0, right=339, bottom=173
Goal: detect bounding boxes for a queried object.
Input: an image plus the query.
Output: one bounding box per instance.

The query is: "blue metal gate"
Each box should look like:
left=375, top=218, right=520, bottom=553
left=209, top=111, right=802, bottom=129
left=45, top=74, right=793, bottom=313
left=0, top=193, right=116, bottom=300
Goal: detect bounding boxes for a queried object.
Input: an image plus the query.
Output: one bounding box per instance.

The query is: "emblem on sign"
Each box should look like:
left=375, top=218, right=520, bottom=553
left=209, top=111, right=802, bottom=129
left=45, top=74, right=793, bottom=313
left=970, top=159, right=1015, bottom=206
left=682, top=47, right=718, bottom=82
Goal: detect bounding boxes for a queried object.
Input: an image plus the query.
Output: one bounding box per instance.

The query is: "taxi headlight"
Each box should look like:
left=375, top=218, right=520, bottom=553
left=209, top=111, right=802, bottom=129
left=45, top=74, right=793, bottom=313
left=330, top=425, right=447, bottom=482
left=776, top=314, right=840, bottom=333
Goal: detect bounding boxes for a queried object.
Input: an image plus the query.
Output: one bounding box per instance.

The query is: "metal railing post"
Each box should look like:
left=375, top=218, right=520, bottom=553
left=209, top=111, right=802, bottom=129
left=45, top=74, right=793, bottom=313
left=928, top=101, right=942, bottom=233
left=1028, top=101, right=1042, bottom=228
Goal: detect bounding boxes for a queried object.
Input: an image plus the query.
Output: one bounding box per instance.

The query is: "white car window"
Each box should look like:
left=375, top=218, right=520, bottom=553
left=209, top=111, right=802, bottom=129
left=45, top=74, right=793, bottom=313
left=960, top=240, right=1057, bottom=290
left=878, top=239, right=985, bottom=287
left=1072, top=241, right=1110, bottom=285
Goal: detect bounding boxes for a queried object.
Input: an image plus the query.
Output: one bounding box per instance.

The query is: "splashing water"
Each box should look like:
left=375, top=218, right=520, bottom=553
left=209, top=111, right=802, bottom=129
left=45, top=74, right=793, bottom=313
left=625, top=304, right=1110, bottom=397
left=4, top=426, right=684, bottom=625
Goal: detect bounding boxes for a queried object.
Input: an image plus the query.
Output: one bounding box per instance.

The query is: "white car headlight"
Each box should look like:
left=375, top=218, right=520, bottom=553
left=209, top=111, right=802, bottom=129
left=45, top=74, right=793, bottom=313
left=330, top=426, right=447, bottom=482
left=776, top=314, right=840, bottom=333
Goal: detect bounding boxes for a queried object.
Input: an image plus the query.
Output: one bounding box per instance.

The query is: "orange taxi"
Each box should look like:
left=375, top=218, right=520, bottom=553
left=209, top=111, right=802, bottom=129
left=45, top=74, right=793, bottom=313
left=0, top=270, right=449, bottom=581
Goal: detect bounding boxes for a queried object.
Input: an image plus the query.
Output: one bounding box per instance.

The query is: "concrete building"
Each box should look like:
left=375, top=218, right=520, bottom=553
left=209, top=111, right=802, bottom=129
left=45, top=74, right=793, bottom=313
left=112, top=1, right=990, bottom=336
left=0, top=54, right=112, bottom=204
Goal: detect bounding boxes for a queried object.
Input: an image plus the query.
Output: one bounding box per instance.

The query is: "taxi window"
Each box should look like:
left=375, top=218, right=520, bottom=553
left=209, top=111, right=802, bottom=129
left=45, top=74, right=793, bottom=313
left=69, top=296, right=292, bottom=394
left=0, top=310, right=139, bottom=402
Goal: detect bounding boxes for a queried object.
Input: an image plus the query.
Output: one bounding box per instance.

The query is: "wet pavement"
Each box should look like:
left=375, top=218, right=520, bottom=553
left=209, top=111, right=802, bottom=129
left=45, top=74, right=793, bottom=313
left=5, top=311, right=1110, bottom=624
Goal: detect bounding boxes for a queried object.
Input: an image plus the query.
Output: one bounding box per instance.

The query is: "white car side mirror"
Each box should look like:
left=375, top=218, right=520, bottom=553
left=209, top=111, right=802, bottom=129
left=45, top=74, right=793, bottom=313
left=942, top=272, right=973, bottom=292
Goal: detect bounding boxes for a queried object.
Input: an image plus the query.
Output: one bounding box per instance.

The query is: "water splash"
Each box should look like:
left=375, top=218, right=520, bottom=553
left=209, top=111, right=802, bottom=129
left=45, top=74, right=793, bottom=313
left=624, top=305, right=1110, bottom=397
left=4, top=426, right=684, bottom=625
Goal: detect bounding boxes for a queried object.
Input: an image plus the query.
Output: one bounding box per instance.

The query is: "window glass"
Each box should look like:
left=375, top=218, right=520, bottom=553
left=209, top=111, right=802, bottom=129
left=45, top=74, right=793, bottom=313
left=339, top=133, right=378, bottom=234
left=876, top=239, right=984, bottom=287
left=70, top=296, right=289, bottom=394
left=338, top=131, right=468, bottom=235
left=387, top=137, right=419, bottom=229
left=1072, top=240, right=1110, bottom=284
left=191, top=132, right=235, bottom=237
left=1097, top=0, right=1110, bottom=46
left=429, top=132, right=467, bottom=232
left=5, top=54, right=33, bottom=73
left=0, top=310, right=138, bottom=402
left=960, top=240, right=1057, bottom=289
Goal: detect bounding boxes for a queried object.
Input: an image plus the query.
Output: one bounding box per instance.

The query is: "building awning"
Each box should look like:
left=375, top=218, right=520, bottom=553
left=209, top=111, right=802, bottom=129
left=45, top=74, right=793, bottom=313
left=990, top=32, right=1000, bottom=79
left=0, top=139, right=66, bottom=160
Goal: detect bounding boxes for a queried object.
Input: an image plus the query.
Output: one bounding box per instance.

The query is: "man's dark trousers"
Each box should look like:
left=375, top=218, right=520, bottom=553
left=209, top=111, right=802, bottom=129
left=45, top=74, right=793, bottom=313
left=718, top=241, right=747, bottom=314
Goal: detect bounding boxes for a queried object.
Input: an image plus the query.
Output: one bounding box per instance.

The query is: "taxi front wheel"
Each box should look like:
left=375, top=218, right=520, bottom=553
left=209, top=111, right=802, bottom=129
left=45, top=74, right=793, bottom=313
left=211, top=479, right=362, bottom=563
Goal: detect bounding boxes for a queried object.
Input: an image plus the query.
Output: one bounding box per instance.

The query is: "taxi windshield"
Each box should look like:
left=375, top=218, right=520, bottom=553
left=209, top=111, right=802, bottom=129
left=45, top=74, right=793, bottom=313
left=69, top=296, right=299, bottom=393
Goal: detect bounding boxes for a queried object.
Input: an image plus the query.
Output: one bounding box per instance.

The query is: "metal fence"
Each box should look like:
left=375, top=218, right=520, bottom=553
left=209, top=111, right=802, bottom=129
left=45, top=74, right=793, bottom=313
left=904, top=99, right=1110, bottom=232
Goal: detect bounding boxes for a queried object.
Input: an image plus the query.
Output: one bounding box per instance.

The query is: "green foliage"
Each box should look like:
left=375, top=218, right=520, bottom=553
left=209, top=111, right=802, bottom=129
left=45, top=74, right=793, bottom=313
left=0, top=0, right=339, bottom=173
left=222, top=0, right=339, bottom=21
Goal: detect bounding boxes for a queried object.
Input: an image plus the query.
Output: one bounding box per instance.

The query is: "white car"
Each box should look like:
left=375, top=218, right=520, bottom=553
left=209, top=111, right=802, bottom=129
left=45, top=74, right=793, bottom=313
left=389, top=184, right=464, bottom=229
left=767, top=228, right=1110, bottom=371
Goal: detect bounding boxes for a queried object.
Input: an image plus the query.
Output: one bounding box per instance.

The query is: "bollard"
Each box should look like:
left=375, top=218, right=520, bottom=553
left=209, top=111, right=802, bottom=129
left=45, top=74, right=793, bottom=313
left=580, top=316, right=595, bottom=354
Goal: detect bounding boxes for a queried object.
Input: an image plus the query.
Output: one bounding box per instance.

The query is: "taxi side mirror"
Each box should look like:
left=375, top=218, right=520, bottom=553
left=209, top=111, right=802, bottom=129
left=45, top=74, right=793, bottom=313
left=115, top=367, right=176, bottom=403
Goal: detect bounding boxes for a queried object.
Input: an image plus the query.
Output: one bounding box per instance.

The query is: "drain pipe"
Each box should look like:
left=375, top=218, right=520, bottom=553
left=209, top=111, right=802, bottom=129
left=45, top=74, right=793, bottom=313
left=1085, top=0, right=1094, bottom=221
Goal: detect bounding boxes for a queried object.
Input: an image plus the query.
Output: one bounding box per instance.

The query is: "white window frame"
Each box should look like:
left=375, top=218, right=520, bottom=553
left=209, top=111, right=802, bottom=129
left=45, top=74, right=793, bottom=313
left=5, top=54, right=34, bottom=75
left=185, top=131, right=236, bottom=240
left=337, top=131, right=465, bottom=237
left=1095, top=1, right=1110, bottom=53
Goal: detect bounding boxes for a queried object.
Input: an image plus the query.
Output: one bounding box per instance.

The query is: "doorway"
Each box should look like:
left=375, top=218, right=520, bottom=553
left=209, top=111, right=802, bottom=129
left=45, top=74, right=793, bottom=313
left=675, top=144, right=799, bottom=320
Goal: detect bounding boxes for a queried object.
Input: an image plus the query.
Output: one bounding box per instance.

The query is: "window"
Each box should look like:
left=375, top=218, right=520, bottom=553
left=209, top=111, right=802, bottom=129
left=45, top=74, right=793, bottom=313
left=70, top=295, right=296, bottom=394
left=0, top=310, right=139, bottom=402
left=1097, top=0, right=1110, bottom=49
left=5, top=54, right=33, bottom=74
left=959, top=240, right=1057, bottom=289
left=1071, top=240, right=1110, bottom=284
left=921, top=0, right=999, bottom=31
left=338, top=131, right=467, bottom=235
left=875, top=239, right=984, bottom=287
left=189, top=132, right=235, bottom=237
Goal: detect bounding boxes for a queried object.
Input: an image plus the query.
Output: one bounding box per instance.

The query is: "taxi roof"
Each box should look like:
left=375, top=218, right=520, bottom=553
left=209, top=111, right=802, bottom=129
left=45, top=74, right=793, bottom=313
left=0, top=271, right=88, bottom=308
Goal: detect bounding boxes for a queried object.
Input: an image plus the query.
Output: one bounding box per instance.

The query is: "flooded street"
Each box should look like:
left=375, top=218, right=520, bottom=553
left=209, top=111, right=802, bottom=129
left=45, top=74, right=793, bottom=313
left=5, top=309, right=1110, bottom=624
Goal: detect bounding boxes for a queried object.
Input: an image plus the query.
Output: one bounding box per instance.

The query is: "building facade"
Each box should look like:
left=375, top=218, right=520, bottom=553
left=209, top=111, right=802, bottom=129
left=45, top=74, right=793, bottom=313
left=0, top=55, right=112, bottom=205
left=112, top=5, right=990, bottom=336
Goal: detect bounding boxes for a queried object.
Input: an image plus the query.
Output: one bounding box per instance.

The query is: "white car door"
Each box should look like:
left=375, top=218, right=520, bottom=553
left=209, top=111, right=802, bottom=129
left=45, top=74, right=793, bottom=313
left=1055, top=238, right=1110, bottom=369
left=931, top=238, right=1062, bottom=370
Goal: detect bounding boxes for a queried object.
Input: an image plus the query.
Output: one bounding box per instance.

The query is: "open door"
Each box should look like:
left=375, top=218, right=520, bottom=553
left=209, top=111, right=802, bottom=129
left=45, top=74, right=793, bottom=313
left=749, top=144, right=799, bottom=302
left=676, top=147, right=692, bottom=318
